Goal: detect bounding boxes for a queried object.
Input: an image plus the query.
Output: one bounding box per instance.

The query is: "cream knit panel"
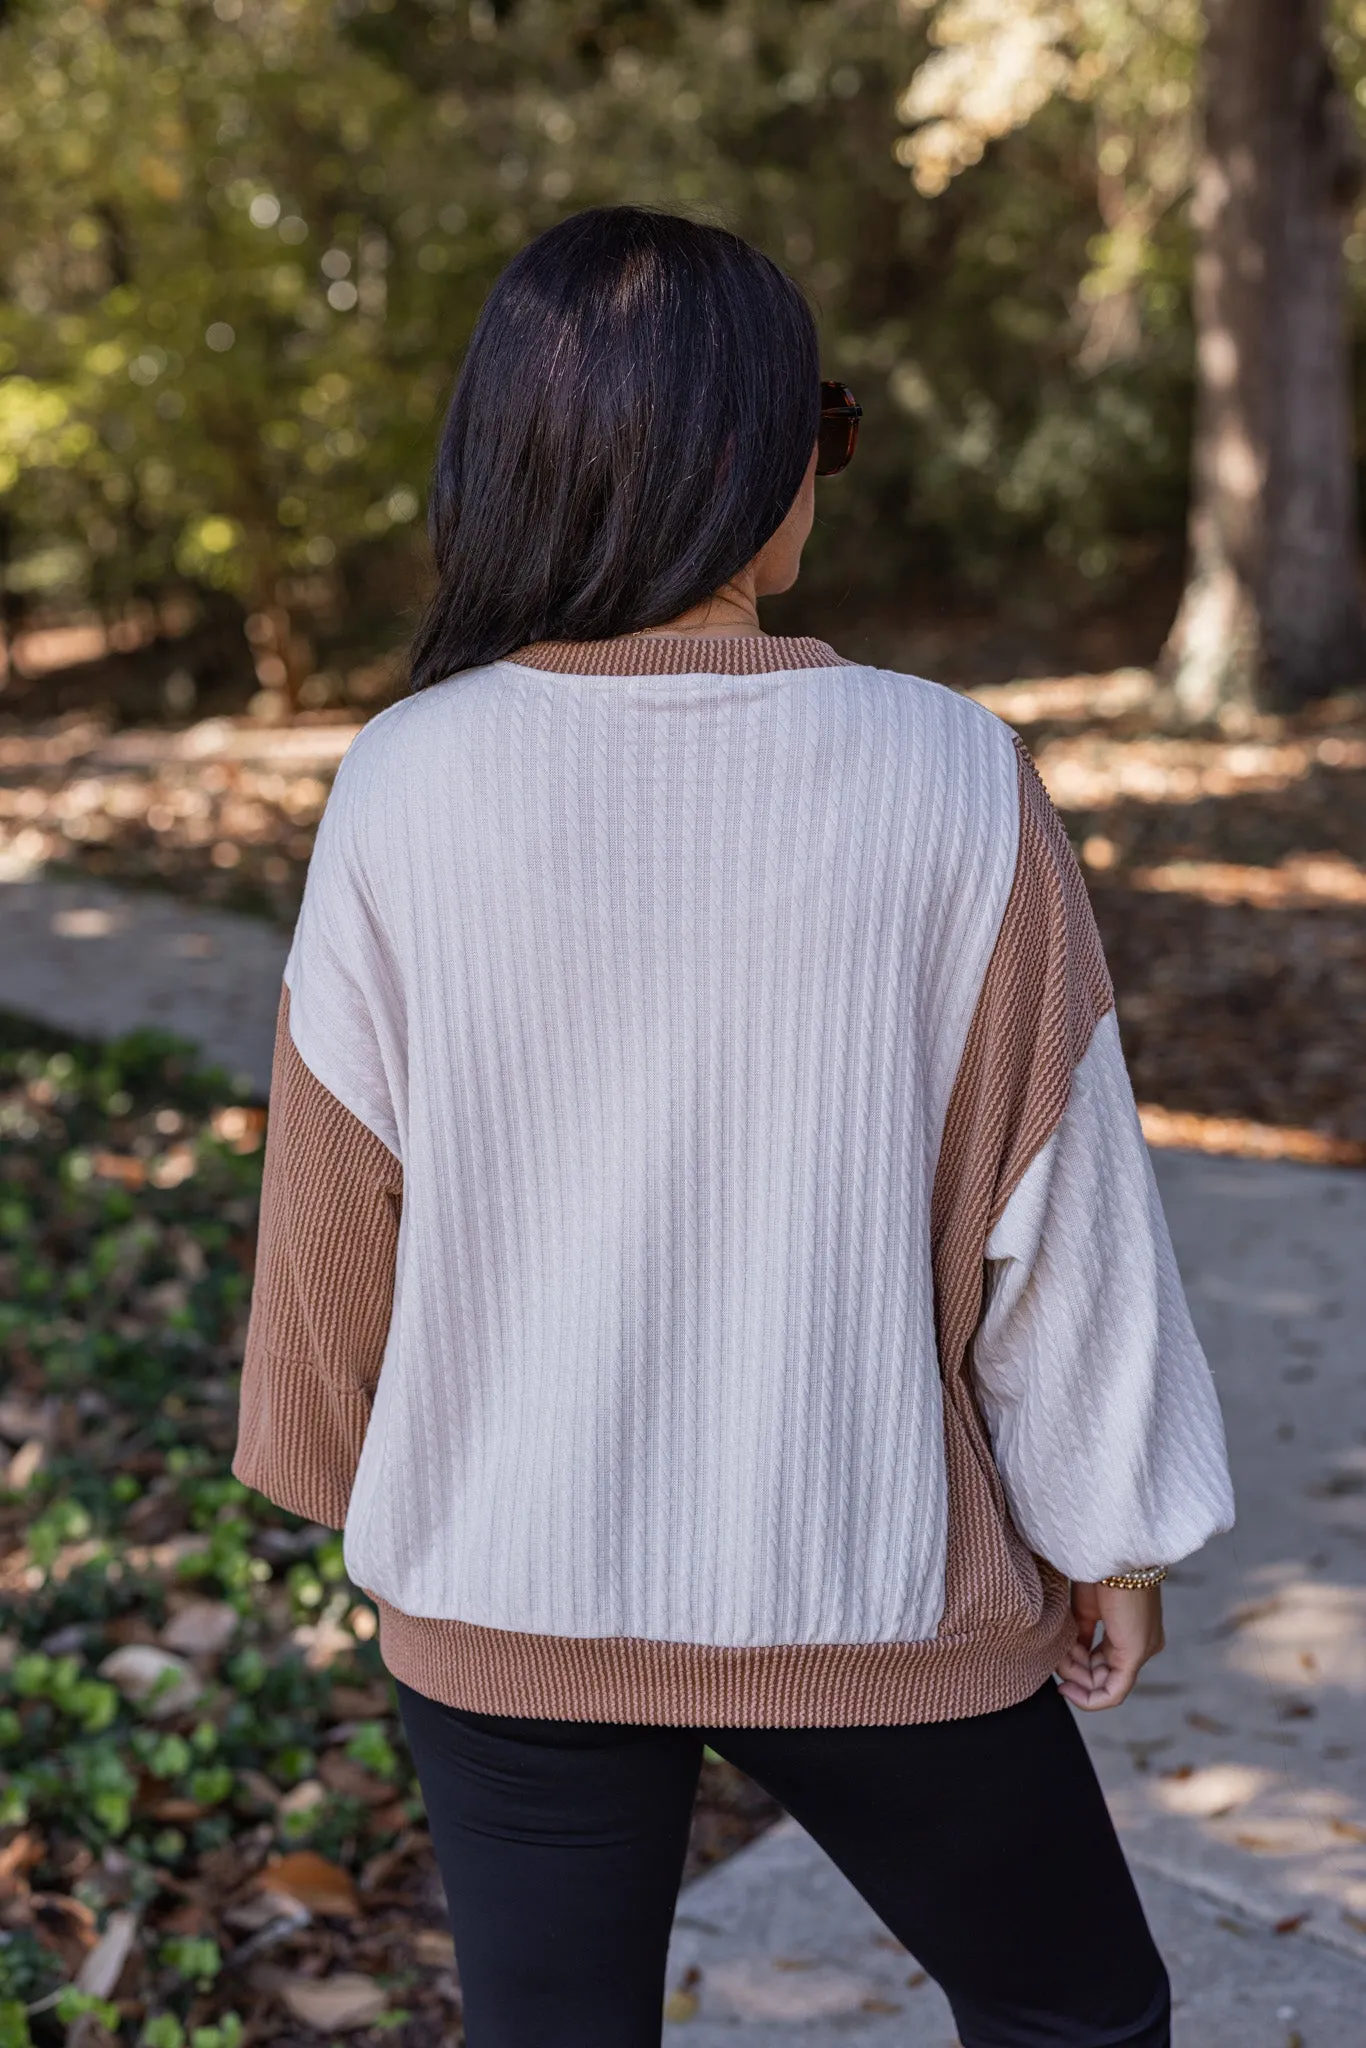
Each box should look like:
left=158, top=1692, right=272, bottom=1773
left=974, top=1006, right=1235, bottom=1581
left=285, top=659, right=1021, bottom=1643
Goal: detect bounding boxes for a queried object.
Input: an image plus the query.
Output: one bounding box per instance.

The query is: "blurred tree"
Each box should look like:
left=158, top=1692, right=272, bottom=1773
left=1163, top=0, right=1365, bottom=716
left=10, top=0, right=1354, bottom=699
left=0, top=0, right=493, bottom=709
left=898, top=0, right=1366, bottom=714
left=0, top=0, right=1203, bottom=687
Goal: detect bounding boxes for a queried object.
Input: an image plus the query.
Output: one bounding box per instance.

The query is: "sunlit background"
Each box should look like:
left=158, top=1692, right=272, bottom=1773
left=2, top=10, right=1366, bottom=2045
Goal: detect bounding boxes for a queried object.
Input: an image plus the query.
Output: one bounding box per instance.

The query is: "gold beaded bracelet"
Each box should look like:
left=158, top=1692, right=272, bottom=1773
left=1098, top=1565, right=1167, bottom=1591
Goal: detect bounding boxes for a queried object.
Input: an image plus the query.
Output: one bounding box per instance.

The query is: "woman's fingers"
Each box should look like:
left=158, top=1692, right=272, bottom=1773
left=1059, top=1581, right=1165, bottom=1712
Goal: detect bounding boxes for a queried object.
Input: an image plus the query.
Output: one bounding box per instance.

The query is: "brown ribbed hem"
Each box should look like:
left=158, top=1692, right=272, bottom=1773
left=375, top=1579, right=1074, bottom=1728
left=507, top=633, right=852, bottom=676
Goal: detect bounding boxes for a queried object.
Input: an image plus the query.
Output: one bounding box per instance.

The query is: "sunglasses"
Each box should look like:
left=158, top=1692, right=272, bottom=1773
left=816, top=381, right=862, bottom=477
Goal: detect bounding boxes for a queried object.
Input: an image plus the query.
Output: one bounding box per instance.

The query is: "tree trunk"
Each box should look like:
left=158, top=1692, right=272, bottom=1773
left=1162, top=0, right=1365, bottom=719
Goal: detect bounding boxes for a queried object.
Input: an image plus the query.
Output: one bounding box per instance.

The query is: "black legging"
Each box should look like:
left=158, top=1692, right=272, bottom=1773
left=396, top=1676, right=1169, bottom=2048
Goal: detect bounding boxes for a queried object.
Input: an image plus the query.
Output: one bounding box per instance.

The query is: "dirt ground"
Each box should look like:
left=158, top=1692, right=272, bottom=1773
left=3, top=665, right=1365, bottom=1154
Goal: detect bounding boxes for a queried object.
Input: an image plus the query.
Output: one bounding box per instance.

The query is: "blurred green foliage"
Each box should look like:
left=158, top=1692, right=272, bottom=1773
left=3, top=0, right=1366, bottom=652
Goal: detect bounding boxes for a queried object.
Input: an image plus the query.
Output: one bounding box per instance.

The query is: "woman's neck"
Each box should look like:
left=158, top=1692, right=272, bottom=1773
left=637, top=571, right=762, bottom=639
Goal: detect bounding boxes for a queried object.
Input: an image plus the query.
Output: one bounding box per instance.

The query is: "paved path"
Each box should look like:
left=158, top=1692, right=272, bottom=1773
left=662, top=1150, right=1366, bottom=2043
left=0, top=875, right=288, bottom=1091
left=1088, top=1150, right=1366, bottom=1964
left=5, top=869, right=1365, bottom=2039
left=663, top=1815, right=1366, bottom=2044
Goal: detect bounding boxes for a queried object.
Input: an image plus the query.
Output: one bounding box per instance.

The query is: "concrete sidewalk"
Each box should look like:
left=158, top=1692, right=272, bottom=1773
left=5, top=868, right=1365, bottom=2039
left=1086, top=1150, right=1366, bottom=1962
left=660, top=1149, right=1366, bottom=2043
left=662, top=1814, right=1366, bottom=2044
left=0, top=875, right=288, bottom=1091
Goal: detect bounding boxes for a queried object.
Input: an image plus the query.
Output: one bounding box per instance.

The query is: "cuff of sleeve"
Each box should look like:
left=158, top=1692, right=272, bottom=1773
left=232, top=1345, right=371, bottom=1530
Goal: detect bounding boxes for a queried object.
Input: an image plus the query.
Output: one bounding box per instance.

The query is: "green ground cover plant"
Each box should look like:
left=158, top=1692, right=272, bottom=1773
left=0, top=1013, right=778, bottom=2048
left=0, top=1013, right=446, bottom=2047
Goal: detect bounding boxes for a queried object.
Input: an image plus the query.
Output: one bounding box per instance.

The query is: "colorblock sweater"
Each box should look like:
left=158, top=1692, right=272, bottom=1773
left=233, top=632, right=1234, bottom=1725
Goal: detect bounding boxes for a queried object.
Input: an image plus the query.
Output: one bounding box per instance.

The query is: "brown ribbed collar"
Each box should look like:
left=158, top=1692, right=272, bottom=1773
left=507, top=633, right=850, bottom=677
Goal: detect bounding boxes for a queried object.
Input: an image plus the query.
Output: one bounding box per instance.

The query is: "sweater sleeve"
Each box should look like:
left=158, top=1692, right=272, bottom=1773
left=932, top=733, right=1233, bottom=1583
left=973, top=1006, right=1234, bottom=1579
left=232, top=984, right=403, bottom=1529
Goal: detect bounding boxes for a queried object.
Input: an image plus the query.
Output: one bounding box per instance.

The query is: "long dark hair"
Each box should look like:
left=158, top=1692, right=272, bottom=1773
left=408, top=206, right=820, bottom=688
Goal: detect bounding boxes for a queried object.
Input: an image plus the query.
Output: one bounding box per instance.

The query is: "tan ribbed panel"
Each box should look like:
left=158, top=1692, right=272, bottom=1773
left=232, top=986, right=402, bottom=1527
left=233, top=720, right=1105, bottom=1725
left=510, top=633, right=851, bottom=676
left=917, top=736, right=1115, bottom=1676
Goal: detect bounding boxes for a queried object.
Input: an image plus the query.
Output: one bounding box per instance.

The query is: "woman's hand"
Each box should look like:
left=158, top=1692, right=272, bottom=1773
left=1058, top=1581, right=1165, bottom=1710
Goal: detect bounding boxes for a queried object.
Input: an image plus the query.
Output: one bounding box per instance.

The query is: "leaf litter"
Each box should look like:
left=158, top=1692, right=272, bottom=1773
left=0, top=1014, right=778, bottom=2048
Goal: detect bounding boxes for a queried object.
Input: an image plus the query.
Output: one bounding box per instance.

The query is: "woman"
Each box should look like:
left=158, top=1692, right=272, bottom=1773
left=234, top=206, right=1234, bottom=2048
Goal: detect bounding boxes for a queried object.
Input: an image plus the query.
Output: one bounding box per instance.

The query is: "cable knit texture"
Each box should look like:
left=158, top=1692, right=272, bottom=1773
left=976, top=1008, right=1234, bottom=1581
left=233, top=631, right=1234, bottom=1725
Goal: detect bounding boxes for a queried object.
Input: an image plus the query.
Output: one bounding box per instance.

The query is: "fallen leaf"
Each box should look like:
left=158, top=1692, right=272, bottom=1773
left=75, top=1910, right=138, bottom=1998
left=157, top=1900, right=213, bottom=1936
left=1274, top=1914, right=1309, bottom=1935
left=1342, top=1910, right=1366, bottom=1936
left=328, top=1684, right=392, bottom=1719
left=905, top=1971, right=928, bottom=1988
left=860, top=1997, right=902, bottom=2014
left=292, top=1615, right=354, bottom=1669
left=278, top=1972, right=388, bottom=2031
left=0, top=1398, right=56, bottom=1443
left=223, top=1889, right=310, bottom=1935
left=234, top=1768, right=282, bottom=1810
left=257, top=1851, right=359, bottom=1918
left=102, top=1615, right=161, bottom=1648
left=5, top=1439, right=45, bottom=1490
left=358, top=1831, right=422, bottom=1893
left=277, top=1779, right=327, bottom=1821
left=28, top=1893, right=98, bottom=1971
left=97, top=1645, right=201, bottom=1718
left=1185, top=1712, right=1230, bottom=1735
left=409, top=1929, right=455, bottom=1967
left=1232, top=1833, right=1280, bottom=1851
left=1330, top=1818, right=1366, bottom=1843
left=159, top=1599, right=238, bottom=1657
left=663, top=1989, right=698, bottom=2022
left=149, top=1798, right=203, bottom=1824
left=368, top=1799, right=410, bottom=1833
left=90, top=1151, right=146, bottom=1190
left=317, top=1752, right=393, bottom=1806
left=0, top=1831, right=42, bottom=1900
left=245, top=1961, right=291, bottom=1997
